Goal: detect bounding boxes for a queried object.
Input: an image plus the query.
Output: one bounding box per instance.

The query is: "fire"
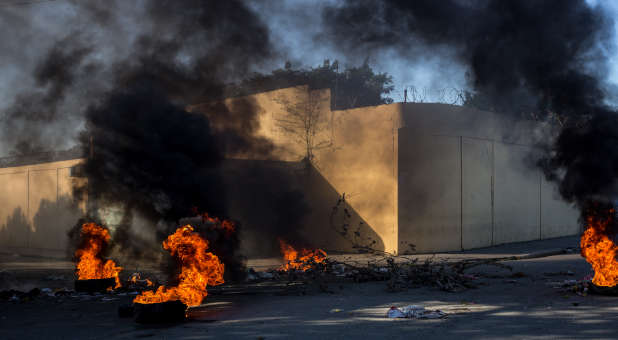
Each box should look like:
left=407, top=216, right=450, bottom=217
left=199, top=212, right=236, bottom=236
left=581, top=208, right=618, bottom=286
left=278, top=238, right=327, bottom=271
left=134, top=225, right=224, bottom=306
left=129, top=273, right=154, bottom=286
left=74, top=223, right=122, bottom=288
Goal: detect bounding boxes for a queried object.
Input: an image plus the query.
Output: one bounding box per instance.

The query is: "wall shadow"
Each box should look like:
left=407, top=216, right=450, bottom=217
left=0, top=195, right=83, bottom=255
left=219, top=159, right=384, bottom=257
left=0, top=207, right=30, bottom=249
left=30, top=195, right=84, bottom=251
left=0, top=159, right=384, bottom=258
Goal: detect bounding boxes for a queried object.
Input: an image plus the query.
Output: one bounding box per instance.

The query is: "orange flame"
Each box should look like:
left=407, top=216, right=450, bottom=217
left=200, top=212, right=235, bottom=236
left=278, top=238, right=327, bottom=271
left=581, top=209, right=618, bottom=286
left=129, top=274, right=154, bottom=286
left=134, top=225, right=224, bottom=306
left=75, top=223, right=122, bottom=288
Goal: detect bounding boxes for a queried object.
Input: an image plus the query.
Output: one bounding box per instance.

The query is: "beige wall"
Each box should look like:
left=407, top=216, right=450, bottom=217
left=493, top=142, right=541, bottom=244
left=461, top=138, right=493, bottom=249
left=0, top=88, right=579, bottom=256
left=312, top=104, right=401, bottom=253
left=398, top=133, right=461, bottom=253
left=190, top=85, right=330, bottom=161
left=0, top=159, right=86, bottom=256
left=398, top=104, right=579, bottom=252
left=193, top=87, right=400, bottom=253
left=196, top=89, right=577, bottom=254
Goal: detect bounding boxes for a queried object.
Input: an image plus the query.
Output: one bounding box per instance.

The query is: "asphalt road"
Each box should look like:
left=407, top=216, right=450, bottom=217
left=3, top=236, right=617, bottom=340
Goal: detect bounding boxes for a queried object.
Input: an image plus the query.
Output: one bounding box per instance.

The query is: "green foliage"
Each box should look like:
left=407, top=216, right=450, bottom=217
left=232, top=60, right=394, bottom=110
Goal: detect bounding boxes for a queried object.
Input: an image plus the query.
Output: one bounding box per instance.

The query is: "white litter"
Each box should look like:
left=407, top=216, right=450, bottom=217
left=386, top=305, right=447, bottom=319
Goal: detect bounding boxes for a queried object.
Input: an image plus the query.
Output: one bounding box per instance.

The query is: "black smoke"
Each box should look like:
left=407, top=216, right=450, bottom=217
left=83, top=84, right=225, bottom=226
left=322, top=0, right=618, bottom=212
left=3, top=0, right=291, bottom=281
left=2, top=35, right=96, bottom=155
left=79, top=0, right=279, bottom=276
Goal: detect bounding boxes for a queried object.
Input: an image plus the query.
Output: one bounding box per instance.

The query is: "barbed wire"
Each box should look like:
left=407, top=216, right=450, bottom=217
left=393, top=86, right=467, bottom=106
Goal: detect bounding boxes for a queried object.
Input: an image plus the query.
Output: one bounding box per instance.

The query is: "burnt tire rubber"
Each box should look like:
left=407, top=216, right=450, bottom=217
left=589, top=283, right=618, bottom=296
left=134, top=300, right=187, bottom=324
left=74, top=278, right=116, bottom=293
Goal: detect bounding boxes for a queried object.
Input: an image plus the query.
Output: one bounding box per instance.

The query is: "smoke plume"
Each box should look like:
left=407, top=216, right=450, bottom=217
left=80, top=0, right=279, bottom=273
left=10, top=0, right=618, bottom=264
left=322, top=0, right=618, bottom=211
left=1, top=35, right=96, bottom=155
left=2, top=0, right=289, bottom=278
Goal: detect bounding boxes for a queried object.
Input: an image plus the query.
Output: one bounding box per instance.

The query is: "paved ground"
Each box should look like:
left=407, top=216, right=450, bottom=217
left=3, top=236, right=617, bottom=339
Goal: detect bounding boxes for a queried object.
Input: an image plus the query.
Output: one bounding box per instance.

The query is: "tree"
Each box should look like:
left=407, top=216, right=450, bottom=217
left=274, top=88, right=331, bottom=162
left=334, top=62, right=394, bottom=109
left=233, top=60, right=394, bottom=110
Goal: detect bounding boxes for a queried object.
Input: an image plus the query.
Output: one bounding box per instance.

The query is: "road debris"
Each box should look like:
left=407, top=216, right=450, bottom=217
left=242, top=252, right=517, bottom=293
left=544, top=270, right=575, bottom=277
left=551, top=277, right=590, bottom=296
left=0, top=288, right=40, bottom=302
left=386, top=305, right=447, bottom=319
left=45, top=274, right=67, bottom=281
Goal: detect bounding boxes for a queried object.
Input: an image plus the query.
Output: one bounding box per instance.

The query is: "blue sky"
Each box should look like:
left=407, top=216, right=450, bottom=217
left=252, top=0, right=618, bottom=104
left=0, top=0, right=617, bottom=156
left=1, top=0, right=617, bottom=139
left=1, top=0, right=616, bottom=107
left=250, top=0, right=469, bottom=103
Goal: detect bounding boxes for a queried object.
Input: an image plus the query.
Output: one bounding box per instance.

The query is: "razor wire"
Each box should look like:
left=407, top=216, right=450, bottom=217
left=394, top=86, right=467, bottom=106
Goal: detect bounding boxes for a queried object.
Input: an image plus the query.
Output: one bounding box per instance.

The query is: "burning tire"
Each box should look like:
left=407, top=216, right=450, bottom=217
left=134, top=301, right=187, bottom=324
left=589, top=283, right=618, bottom=296
left=74, top=278, right=116, bottom=293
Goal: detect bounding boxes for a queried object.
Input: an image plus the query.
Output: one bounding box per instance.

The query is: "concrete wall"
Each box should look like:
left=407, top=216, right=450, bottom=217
left=398, top=133, right=461, bottom=253
left=313, top=104, right=400, bottom=253
left=194, top=90, right=578, bottom=254
left=493, top=142, right=541, bottom=244
left=398, top=104, right=579, bottom=252
left=0, top=159, right=86, bottom=256
left=217, top=159, right=385, bottom=256
left=189, top=85, right=329, bottom=162
left=461, top=138, right=493, bottom=249
left=193, top=86, right=399, bottom=253
left=0, top=89, right=579, bottom=256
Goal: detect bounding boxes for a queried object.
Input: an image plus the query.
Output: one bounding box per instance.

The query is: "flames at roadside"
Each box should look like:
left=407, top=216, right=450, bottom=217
left=278, top=238, right=327, bottom=272
left=199, top=212, right=236, bottom=237
left=581, top=208, right=618, bottom=287
left=134, top=225, right=224, bottom=307
left=129, top=273, right=153, bottom=287
left=75, top=223, right=122, bottom=288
